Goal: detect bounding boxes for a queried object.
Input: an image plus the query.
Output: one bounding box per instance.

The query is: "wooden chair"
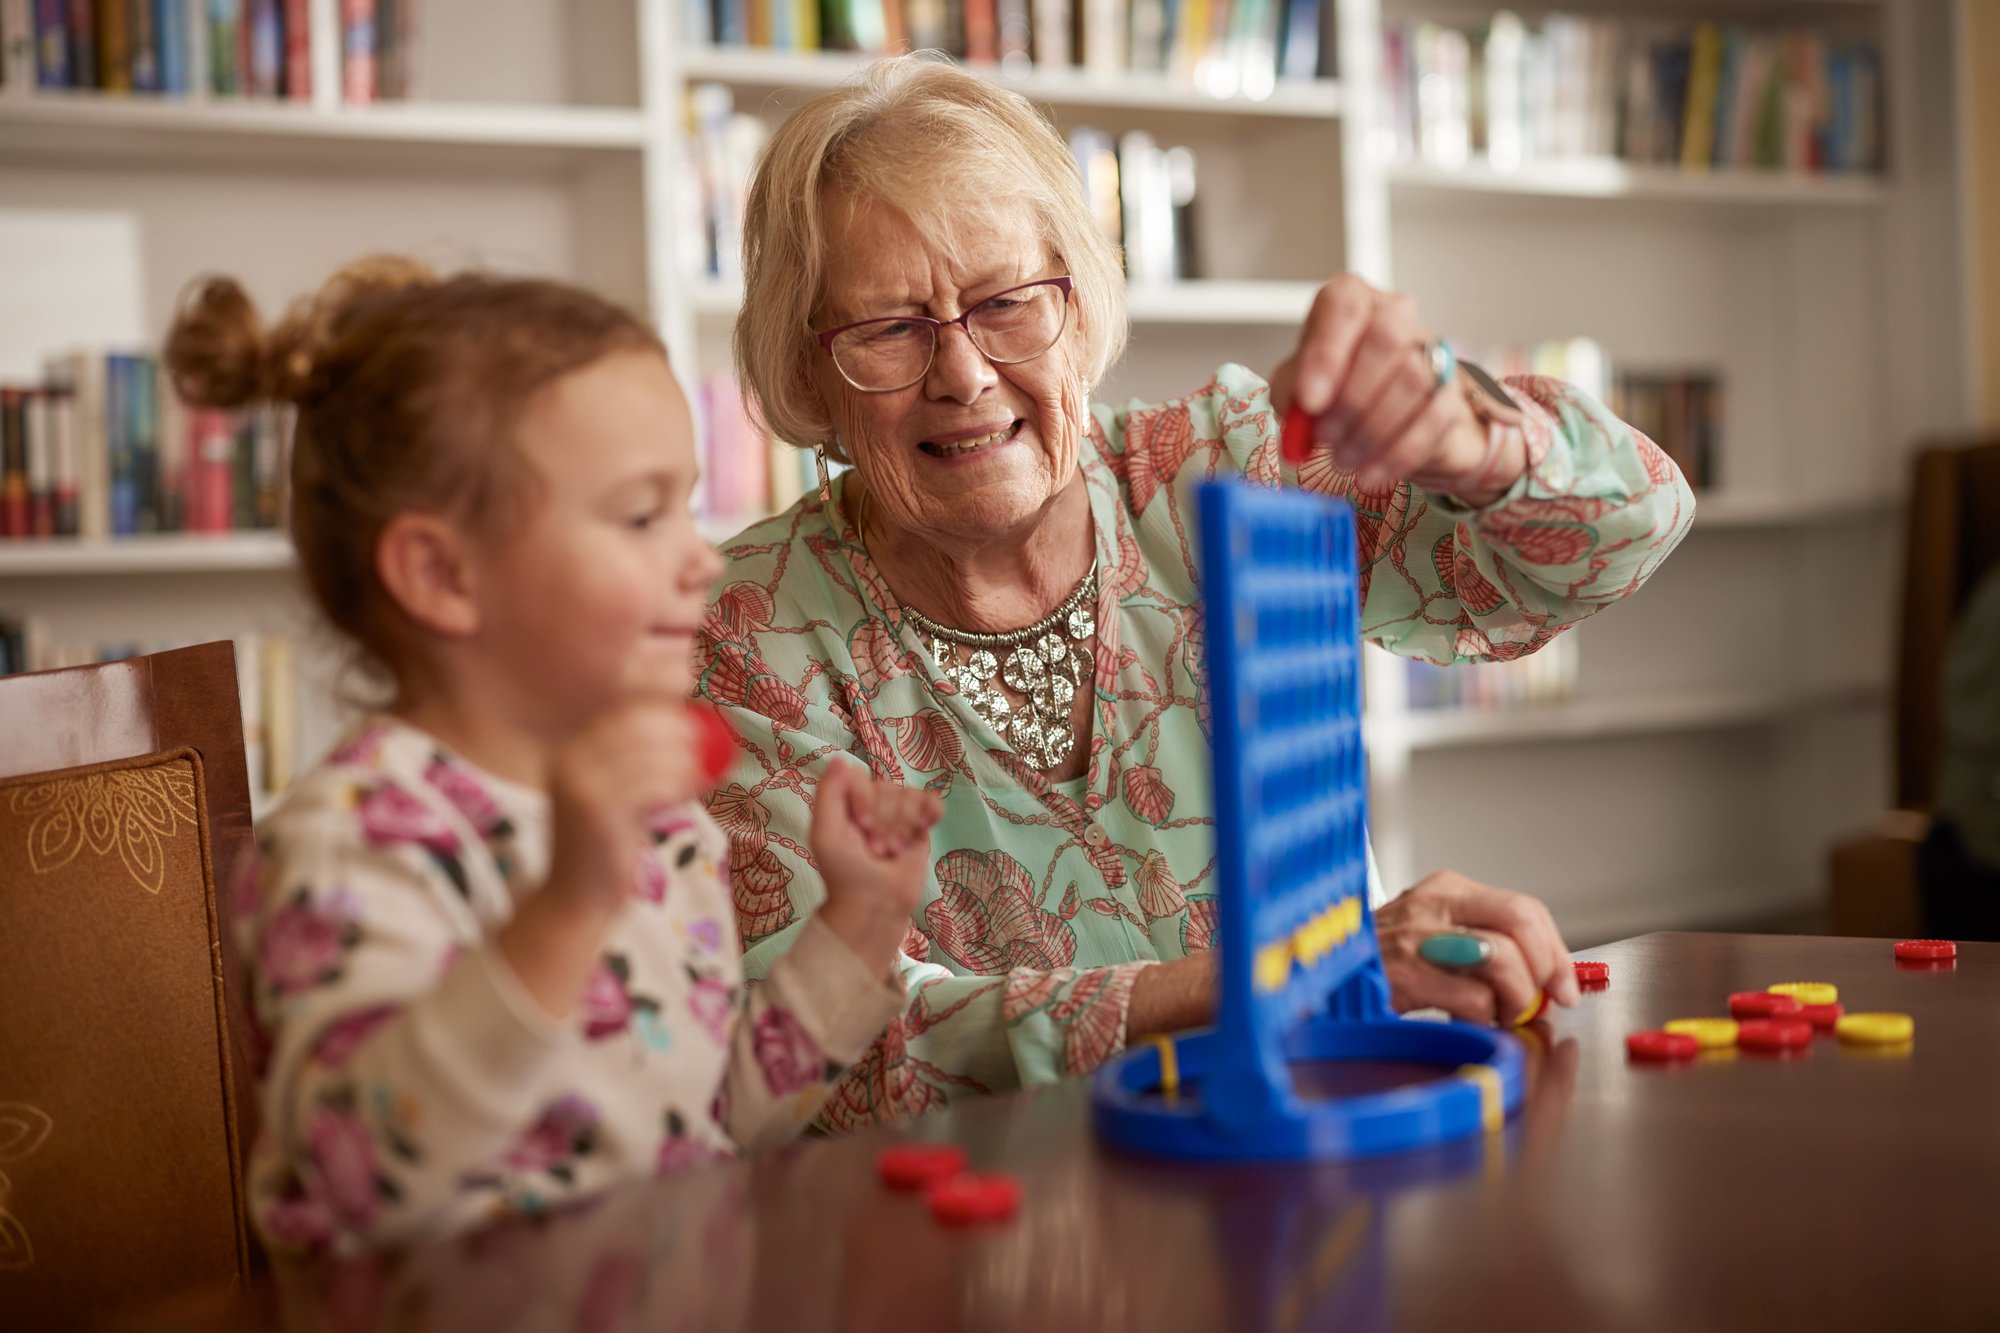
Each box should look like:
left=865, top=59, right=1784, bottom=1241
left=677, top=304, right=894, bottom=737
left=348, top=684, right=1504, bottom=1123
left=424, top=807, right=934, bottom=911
left=0, top=641, right=260, bottom=1329
left=1828, top=440, right=2000, bottom=935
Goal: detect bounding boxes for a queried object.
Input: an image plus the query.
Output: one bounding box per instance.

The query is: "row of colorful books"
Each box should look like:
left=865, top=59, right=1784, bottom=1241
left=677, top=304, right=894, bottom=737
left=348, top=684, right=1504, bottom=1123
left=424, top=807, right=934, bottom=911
left=1379, top=13, right=1884, bottom=176
left=688, top=85, right=1208, bottom=288
left=1466, top=337, right=1720, bottom=493
left=1404, top=629, right=1578, bottom=713
left=694, top=370, right=839, bottom=524
left=0, top=356, right=288, bottom=540
left=0, top=0, right=413, bottom=102
left=0, top=625, right=299, bottom=793
left=690, top=0, right=1326, bottom=92
left=1070, top=127, right=1199, bottom=285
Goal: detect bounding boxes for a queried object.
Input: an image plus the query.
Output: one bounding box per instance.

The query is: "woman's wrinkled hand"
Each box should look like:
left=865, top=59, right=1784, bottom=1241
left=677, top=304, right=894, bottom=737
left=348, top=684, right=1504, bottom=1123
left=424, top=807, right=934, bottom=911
left=1375, top=870, right=1581, bottom=1025
left=1269, top=273, right=1519, bottom=504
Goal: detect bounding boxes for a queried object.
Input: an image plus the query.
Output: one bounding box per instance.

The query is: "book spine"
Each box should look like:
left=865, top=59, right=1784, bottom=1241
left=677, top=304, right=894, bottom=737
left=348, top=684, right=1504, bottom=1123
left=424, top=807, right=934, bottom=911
left=1678, top=21, right=1720, bottom=171
left=205, top=0, right=236, bottom=92
left=34, top=0, right=70, bottom=85
left=154, top=359, right=184, bottom=530
left=191, top=406, right=234, bottom=530
left=156, top=0, right=186, bottom=92
left=181, top=0, right=203, bottom=93
left=229, top=405, right=255, bottom=528
left=63, top=0, right=91, bottom=84
left=338, top=0, right=369, bottom=100
left=0, top=389, right=24, bottom=537
left=128, top=0, right=157, bottom=89
left=280, top=0, right=306, bottom=98
left=48, top=388, right=77, bottom=537
left=26, top=390, right=53, bottom=536
left=372, top=0, right=398, bottom=96
left=964, top=0, right=995, bottom=61
left=1, top=0, right=34, bottom=88
left=106, top=354, right=136, bottom=535
left=243, top=0, right=278, bottom=95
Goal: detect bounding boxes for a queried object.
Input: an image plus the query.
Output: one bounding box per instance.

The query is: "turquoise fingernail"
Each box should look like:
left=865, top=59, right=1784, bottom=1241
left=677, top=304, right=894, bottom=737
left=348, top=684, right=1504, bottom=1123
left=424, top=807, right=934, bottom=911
left=1419, top=932, right=1491, bottom=969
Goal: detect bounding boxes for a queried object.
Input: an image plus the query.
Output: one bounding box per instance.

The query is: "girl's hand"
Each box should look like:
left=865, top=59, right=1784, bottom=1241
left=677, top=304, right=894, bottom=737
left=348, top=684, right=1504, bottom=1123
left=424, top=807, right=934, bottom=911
left=1374, top=870, right=1581, bottom=1025
left=1269, top=273, right=1524, bottom=504
left=811, top=763, right=942, bottom=978
left=544, top=698, right=719, bottom=920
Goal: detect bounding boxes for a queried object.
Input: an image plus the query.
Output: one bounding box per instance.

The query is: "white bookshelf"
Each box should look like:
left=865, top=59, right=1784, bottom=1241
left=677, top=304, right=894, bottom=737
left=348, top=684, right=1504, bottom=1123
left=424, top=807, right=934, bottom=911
left=0, top=0, right=1974, bottom=945
left=1385, top=159, right=1893, bottom=207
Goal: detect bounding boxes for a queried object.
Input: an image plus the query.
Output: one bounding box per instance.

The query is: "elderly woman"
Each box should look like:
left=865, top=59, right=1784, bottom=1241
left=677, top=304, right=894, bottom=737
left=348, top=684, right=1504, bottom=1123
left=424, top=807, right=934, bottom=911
left=698, top=56, right=1693, bottom=1127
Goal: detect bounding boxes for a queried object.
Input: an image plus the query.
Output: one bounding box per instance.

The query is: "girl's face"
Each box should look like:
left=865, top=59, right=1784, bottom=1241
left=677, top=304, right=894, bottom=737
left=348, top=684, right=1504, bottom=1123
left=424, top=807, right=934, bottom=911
left=469, top=349, right=722, bottom=735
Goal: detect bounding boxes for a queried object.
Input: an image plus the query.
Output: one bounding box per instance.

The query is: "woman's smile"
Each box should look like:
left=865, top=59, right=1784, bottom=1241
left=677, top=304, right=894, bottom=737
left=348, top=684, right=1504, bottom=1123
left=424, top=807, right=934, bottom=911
left=919, top=418, right=1024, bottom=460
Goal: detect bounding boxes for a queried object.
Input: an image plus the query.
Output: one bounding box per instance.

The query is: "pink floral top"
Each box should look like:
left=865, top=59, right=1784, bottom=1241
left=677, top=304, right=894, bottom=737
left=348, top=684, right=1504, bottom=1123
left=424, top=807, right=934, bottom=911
left=697, top=364, right=1694, bottom=1129
left=238, top=716, right=904, bottom=1253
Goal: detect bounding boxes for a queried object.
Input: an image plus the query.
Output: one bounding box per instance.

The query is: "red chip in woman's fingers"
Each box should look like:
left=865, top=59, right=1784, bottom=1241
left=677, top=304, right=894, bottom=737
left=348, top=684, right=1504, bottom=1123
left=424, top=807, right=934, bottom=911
left=1281, top=405, right=1316, bottom=463
left=877, top=1144, right=966, bottom=1190
left=690, top=705, right=737, bottom=783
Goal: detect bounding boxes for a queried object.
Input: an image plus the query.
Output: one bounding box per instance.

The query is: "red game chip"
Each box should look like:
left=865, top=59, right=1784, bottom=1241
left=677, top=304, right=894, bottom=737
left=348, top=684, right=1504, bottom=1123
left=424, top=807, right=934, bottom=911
left=1798, top=1002, right=1844, bottom=1031
left=1736, top=1018, right=1813, bottom=1053
left=1281, top=405, right=1316, bottom=463
left=1626, top=1030, right=1699, bottom=1062
left=1574, top=960, right=1610, bottom=985
left=927, top=1172, right=1022, bottom=1225
left=691, top=704, right=739, bottom=785
left=877, top=1144, right=968, bottom=1191
left=1728, top=990, right=1802, bottom=1020
left=1895, top=939, right=1956, bottom=962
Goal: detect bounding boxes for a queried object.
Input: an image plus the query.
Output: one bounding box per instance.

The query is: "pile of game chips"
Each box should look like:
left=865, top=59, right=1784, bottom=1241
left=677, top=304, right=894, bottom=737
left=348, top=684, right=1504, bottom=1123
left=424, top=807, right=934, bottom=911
left=1619, top=940, right=1949, bottom=1063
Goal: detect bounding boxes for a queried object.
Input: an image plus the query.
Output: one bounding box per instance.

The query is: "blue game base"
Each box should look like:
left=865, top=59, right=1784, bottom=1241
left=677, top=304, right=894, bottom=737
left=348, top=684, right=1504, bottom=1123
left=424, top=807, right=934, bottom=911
left=1092, top=1018, right=1525, bottom=1163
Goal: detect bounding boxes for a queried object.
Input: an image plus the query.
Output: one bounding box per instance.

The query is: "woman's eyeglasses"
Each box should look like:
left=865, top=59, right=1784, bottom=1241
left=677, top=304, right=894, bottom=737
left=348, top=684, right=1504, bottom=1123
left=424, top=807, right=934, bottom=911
left=814, top=276, right=1076, bottom=393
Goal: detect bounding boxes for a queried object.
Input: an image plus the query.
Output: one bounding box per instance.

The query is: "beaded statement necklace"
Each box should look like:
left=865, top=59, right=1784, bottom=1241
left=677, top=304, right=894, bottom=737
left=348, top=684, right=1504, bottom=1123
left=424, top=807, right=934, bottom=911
left=901, top=560, right=1099, bottom=772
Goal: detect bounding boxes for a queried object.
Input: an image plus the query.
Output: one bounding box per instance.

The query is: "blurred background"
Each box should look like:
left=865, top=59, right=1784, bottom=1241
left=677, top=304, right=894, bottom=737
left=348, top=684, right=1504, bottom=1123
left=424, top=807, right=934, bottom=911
left=0, top=0, right=1987, bottom=946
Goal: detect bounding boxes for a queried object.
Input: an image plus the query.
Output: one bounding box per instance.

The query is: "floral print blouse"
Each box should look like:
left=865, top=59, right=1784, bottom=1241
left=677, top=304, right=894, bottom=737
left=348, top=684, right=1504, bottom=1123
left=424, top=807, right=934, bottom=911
left=696, top=363, right=1694, bottom=1130
left=238, top=716, right=904, bottom=1253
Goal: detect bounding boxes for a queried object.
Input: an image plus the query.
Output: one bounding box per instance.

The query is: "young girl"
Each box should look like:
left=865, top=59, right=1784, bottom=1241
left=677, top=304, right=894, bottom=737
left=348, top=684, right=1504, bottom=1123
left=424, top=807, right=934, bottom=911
left=168, top=257, right=940, bottom=1253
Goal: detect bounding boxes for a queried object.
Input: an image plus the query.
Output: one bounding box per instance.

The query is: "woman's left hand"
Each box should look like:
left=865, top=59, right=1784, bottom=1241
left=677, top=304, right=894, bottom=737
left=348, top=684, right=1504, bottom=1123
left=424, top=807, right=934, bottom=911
left=1269, top=273, right=1522, bottom=504
left=1374, top=870, right=1581, bottom=1025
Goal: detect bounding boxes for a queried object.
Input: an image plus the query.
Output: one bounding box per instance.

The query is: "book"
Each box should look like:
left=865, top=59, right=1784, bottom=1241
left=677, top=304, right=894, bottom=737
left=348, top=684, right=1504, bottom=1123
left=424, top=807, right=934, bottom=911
left=3, top=0, right=37, bottom=88
left=65, top=0, right=94, bottom=87
left=47, top=387, right=77, bottom=537
left=25, top=390, right=53, bottom=536
left=243, top=0, right=280, bottom=96
left=204, top=0, right=237, bottom=93
left=0, top=388, right=25, bottom=537
left=96, top=0, right=131, bottom=90
left=281, top=0, right=307, bottom=97
left=340, top=0, right=371, bottom=101
left=158, top=0, right=190, bottom=93
left=130, top=0, right=160, bottom=91
left=34, top=0, right=69, bottom=85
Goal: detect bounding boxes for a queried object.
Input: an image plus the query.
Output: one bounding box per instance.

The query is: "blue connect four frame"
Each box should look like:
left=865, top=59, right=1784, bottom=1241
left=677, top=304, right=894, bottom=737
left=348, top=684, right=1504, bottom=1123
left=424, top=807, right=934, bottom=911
left=1092, top=479, right=1525, bottom=1161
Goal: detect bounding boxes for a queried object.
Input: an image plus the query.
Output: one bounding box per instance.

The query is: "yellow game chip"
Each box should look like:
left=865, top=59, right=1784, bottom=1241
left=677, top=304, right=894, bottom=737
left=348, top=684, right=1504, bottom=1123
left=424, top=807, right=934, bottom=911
left=1767, top=982, right=1838, bottom=1006
left=1835, top=1012, right=1914, bottom=1045
left=1663, top=1018, right=1739, bottom=1049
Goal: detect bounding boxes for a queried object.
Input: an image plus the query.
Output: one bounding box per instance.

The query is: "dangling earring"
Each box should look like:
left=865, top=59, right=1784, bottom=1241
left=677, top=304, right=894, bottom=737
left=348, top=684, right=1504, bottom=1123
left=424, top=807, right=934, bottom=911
left=815, top=442, right=833, bottom=503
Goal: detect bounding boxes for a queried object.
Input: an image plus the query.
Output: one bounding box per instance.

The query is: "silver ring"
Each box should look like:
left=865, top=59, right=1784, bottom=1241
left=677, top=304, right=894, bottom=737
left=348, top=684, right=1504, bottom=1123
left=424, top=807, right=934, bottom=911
left=1424, top=338, right=1458, bottom=391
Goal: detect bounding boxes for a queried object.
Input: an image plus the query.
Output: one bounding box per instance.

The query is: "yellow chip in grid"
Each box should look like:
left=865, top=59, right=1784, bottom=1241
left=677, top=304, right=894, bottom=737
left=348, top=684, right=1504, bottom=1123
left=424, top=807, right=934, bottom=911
left=1663, top=1018, right=1739, bottom=1049
left=1767, top=982, right=1839, bottom=1006
left=1255, top=940, right=1294, bottom=992
left=1835, top=1012, right=1914, bottom=1045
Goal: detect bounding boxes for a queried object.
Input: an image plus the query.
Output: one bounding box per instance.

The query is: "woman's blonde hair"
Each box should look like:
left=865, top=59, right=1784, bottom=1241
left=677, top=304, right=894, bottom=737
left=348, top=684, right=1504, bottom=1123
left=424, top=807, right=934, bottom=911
left=734, top=54, right=1128, bottom=461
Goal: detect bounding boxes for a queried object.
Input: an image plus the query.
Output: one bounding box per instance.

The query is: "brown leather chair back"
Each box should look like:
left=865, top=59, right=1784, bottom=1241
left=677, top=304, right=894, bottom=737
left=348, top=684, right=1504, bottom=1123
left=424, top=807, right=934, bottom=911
left=0, top=642, right=258, bottom=1329
left=1896, top=441, right=2000, bottom=809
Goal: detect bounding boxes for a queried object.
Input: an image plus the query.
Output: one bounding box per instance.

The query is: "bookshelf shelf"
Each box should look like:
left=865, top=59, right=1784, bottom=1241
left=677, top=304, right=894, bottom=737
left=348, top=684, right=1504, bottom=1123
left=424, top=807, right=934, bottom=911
left=0, top=517, right=766, bottom=576
left=677, top=46, right=1343, bottom=121
left=0, top=533, right=294, bottom=575
left=1373, top=682, right=1882, bottom=753
left=1384, top=159, right=1891, bottom=207
left=0, top=96, right=647, bottom=172
left=692, top=278, right=1323, bottom=325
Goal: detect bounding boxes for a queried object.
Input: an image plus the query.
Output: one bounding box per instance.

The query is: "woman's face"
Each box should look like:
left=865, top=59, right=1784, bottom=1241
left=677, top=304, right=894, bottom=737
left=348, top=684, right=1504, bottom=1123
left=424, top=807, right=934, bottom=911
left=810, top=192, right=1090, bottom=548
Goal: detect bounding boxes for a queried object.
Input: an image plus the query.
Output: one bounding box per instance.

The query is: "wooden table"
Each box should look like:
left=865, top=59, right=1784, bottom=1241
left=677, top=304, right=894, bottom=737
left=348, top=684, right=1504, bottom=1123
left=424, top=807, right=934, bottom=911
left=119, top=933, right=2000, bottom=1332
